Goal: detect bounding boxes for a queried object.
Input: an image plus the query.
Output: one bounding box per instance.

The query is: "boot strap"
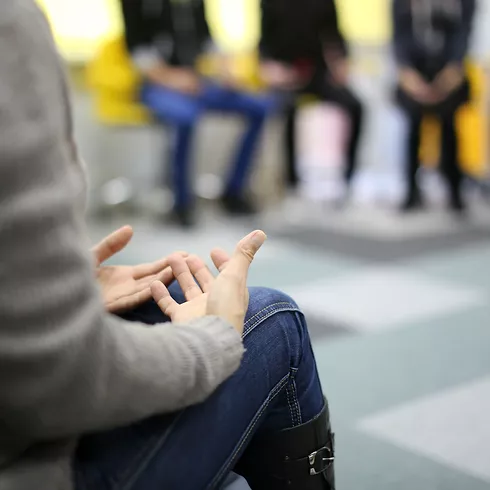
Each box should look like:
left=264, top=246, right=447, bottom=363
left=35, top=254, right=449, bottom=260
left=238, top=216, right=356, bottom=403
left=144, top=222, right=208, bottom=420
left=277, top=430, right=335, bottom=480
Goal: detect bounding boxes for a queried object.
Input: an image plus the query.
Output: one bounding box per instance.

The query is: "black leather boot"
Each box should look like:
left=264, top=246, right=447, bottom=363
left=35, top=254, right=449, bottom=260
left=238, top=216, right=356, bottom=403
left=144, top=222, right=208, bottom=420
left=235, top=398, right=335, bottom=490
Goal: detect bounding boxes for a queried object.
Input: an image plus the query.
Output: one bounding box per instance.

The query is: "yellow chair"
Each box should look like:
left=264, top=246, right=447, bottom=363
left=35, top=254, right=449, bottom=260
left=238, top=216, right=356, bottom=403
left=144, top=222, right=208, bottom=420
left=419, top=62, right=489, bottom=178
left=86, top=37, right=152, bottom=125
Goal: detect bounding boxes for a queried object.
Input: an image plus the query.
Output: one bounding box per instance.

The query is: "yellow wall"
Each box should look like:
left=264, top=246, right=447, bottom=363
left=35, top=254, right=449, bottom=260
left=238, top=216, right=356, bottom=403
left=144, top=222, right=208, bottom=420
left=37, top=0, right=123, bottom=61
left=337, top=0, right=391, bottom=44
left=38, top=0, right=390, bottom=61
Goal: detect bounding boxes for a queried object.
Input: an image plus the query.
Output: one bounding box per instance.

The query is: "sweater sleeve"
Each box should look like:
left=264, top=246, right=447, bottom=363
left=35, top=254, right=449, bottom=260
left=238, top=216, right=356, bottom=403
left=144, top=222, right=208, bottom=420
left=0, top=1, right=244, bottom=442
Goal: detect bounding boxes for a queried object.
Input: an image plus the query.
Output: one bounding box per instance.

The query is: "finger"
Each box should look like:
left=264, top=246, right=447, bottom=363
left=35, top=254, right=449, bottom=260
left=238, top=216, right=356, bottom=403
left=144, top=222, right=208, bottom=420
left=210, top=248, right=231, bottom=273
left=222, top=230, right=266, bottom=280
left=186, top=255, right=214, bottom=293
left=168, top=254, right=203, bottom=300
left=151, top=281, right=179, bottom=317
left=92, top=226, right=133, bottom=266
left=134, top=274, right=162, bottom=291
left=133, top=251, right=188, bottom=279
left=106, top=287, right=153, bottom=314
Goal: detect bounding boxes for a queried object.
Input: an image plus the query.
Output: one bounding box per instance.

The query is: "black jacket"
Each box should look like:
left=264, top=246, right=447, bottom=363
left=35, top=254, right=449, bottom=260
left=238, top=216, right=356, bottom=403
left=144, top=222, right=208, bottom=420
left=120, top=0, right=211, bottom=68
left=393, top=0, right=476, bottom=77
left=259, top=0, right=348, bottom=63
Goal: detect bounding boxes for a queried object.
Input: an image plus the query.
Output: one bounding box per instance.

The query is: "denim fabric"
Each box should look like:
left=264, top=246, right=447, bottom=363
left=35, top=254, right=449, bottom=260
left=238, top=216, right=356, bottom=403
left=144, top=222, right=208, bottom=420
left=73, top=285, right=325, bottom=490
left=141, top=82, right=276, bottom=207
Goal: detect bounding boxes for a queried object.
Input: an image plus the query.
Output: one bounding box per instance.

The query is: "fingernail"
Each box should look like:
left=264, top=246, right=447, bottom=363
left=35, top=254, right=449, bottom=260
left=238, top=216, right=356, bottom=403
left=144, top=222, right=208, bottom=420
left=250, top=230, right=266, bottom=249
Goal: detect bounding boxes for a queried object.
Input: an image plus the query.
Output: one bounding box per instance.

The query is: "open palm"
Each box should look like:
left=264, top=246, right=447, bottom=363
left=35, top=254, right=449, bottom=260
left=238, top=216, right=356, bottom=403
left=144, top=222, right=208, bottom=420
left=92, top=226, right=185, bottom=313
left=151, top=231, right=266, bottom=334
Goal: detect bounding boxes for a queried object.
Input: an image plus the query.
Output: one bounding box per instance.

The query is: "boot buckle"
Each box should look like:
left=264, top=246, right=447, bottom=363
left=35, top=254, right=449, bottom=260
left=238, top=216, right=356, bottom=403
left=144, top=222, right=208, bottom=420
left=308, top=446, right=334, bottom=476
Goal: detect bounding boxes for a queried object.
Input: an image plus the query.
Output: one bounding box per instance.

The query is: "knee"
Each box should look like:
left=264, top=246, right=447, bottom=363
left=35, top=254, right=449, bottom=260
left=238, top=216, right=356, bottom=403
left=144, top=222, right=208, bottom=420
left=244, top=287, right=302, bottom=334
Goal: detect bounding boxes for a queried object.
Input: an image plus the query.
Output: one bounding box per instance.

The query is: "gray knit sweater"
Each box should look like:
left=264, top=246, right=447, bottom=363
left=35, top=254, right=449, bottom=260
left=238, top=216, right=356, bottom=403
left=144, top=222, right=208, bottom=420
left=0, top=2, right=244, bottom=489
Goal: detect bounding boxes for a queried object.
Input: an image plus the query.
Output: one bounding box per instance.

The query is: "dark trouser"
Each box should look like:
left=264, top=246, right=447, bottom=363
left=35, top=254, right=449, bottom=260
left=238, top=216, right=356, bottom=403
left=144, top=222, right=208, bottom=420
left=397, top=80, right=470, bottom=204
left=285, top=81, right=364, bottom=188
left=73, top=285, right=331, bottom=490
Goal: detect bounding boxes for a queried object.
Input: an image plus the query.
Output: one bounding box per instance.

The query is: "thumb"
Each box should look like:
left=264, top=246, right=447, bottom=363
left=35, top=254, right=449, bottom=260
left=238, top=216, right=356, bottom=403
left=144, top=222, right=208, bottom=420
left=224, top=230, right=267, bottom=277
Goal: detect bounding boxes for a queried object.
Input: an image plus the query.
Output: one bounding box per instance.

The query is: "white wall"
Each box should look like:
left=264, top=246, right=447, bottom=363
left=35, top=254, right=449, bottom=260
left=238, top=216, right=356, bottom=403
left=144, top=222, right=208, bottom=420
left=471, top=0, right=490, bottom=60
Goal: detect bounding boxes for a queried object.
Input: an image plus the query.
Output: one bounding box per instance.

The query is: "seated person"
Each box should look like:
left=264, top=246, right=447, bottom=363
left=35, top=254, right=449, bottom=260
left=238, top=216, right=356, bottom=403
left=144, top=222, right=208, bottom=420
left=393, top=0, right=476, bottom=213
left=120, top=0, right=276, bottom=227
left=259, top=0, right=364, bottom=198
left=0, top=3, right=335, bottom=490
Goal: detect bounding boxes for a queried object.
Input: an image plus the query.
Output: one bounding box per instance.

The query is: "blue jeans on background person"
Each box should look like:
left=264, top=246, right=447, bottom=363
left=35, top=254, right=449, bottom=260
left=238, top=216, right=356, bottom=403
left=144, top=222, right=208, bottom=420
left=73, top=285, right=331, bottom=490
left=141, top=82, right=276, bottom=210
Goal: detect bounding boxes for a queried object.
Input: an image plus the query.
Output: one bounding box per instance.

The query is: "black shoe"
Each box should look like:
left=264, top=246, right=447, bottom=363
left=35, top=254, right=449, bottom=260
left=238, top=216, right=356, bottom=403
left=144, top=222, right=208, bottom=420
left=168, top=206, right=195, bottom=228
left=449, top=194, right=467, bottom=216
left=400, top=193, right=425, bottom=213
left=220, top=194, right=258, bottom=216
left=235, top=398, right=335, bottom=490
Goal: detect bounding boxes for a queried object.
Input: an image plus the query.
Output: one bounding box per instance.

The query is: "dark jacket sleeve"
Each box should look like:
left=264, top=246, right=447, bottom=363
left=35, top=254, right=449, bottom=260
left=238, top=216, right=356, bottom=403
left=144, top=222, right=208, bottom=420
left=447, top=0, right=476, bottom=63
left=392, top=0, right=413, bottom=66
left=120, top=0, right=154, bottom=54
left=322, top=0, right=349, bottom=58
left=258, top=0, right=275, bottom=59
left=197, top=0, right=214, bottom=49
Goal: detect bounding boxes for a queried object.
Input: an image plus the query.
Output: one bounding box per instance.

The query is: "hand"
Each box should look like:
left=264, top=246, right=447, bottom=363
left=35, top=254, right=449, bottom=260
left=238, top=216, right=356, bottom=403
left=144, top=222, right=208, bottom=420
left=329, top=58, right=349, bottom=86
left=150, top=67, right=201, bottom=94
left=92, top=225, right=186, bottom=313
left=216, top=54, right=242, bottom=89
left=260, top=61, right=301, bottom=90
left=151, top=230, right=267, bottom=334
left=399, top=68, right=437, bottom=104
left=168, top=68, right=202, bottom=94
left=433, top=64, right=464, bottom=97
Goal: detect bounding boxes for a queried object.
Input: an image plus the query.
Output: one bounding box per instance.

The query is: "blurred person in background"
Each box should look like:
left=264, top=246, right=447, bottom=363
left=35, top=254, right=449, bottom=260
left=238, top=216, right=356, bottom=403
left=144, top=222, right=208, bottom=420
left=0, top=4, right=336, bottom=490
left=120, top=0, right=276, bottom=228
left=259, top=0, right=364, bottom=202
left=393, top=0, right=476, bottom=213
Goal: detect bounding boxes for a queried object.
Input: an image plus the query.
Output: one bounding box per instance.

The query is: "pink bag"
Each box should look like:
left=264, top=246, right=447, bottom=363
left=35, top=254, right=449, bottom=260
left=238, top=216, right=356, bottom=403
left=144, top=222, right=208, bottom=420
left=296, top=103, right=350, bottom=200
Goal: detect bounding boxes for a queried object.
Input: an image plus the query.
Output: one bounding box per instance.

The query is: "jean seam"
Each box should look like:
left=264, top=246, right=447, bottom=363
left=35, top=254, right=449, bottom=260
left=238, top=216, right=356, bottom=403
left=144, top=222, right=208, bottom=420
left=286, top=368, right=301, bottom=427
left=118, top=412, right=185, bottom=490
left=292, top=378, right=303, bottom=425
left=243, top=302, right=302, bottom=340
left=207, top=372, right=290, bottom=489
left=286, top=383, right=296, bottom=426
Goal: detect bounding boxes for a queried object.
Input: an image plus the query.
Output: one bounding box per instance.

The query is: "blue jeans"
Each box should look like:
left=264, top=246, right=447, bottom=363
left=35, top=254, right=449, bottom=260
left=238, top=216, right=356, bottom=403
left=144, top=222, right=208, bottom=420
left=141, top=82, right=276, bottom=208
left=73, top=286, right=325, bottom=490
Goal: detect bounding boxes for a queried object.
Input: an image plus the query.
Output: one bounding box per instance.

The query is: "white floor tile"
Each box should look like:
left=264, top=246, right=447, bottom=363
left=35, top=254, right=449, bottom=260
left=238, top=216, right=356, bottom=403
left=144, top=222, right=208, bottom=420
left=358, top=377, right=490, bottom=482
left=286, top=267, right=484, bottom=332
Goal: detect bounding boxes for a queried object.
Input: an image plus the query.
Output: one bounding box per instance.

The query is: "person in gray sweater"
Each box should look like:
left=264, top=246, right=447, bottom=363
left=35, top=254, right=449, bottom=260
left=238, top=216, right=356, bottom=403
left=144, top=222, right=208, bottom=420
left=0, top=2, right=335, bottom=489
